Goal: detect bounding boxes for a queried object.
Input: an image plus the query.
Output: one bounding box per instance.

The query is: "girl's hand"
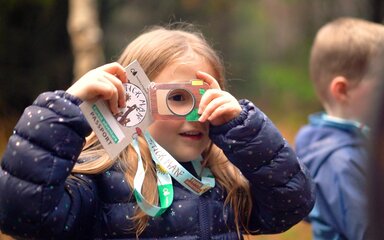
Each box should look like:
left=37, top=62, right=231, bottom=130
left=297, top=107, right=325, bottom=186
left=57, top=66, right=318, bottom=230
left=66, top=62, right=128, bottom=114
left=196, top=71, right=242, bottom=126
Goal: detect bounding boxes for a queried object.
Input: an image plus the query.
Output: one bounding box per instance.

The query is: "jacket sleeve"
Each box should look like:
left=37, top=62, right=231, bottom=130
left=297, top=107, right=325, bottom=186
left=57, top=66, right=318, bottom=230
left=0, top=91, right=97, bottom=239
left=209, top=99, right=315, bottom=234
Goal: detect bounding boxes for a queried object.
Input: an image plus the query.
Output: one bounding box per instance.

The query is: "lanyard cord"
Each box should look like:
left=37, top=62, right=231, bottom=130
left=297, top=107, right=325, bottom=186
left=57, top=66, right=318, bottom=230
left=132, top=130, right=215, bottom=217
left=132, top=138, right=173, bottom=217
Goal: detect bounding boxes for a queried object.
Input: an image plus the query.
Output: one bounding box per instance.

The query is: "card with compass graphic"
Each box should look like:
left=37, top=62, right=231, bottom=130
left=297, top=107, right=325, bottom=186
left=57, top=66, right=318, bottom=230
left=80, top=60, right=152, bottom=160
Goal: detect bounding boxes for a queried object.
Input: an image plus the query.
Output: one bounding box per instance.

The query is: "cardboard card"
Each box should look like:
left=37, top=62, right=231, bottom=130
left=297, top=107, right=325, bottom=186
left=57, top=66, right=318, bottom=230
left=80, top=60, right=153, bottom=160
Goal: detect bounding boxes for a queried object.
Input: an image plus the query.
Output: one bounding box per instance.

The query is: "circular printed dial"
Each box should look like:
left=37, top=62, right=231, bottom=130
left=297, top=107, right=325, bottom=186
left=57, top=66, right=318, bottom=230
left=114, top=83, right=148, bottom=127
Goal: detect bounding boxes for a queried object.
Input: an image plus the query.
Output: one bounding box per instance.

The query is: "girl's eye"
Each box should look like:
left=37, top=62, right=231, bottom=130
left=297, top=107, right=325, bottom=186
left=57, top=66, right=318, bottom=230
left=168, top=94, right=185, bottom=102
left=166, top=89, right=195, bottom=115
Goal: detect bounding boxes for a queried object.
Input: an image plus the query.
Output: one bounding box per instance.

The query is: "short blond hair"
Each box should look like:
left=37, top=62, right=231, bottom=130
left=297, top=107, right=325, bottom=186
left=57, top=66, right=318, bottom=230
left=310, top=17, right=384, bottom=104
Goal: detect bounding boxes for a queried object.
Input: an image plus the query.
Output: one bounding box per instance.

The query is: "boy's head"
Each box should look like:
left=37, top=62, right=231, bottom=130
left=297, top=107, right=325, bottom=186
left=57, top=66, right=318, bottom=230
left=310, top=17, right=384, bottom=123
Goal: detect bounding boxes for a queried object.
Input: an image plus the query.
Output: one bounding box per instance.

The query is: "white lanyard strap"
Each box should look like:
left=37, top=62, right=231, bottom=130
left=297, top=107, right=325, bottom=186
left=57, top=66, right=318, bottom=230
left=143, top=131, right=215, bottom=195
left=132, top=138, right=173, bottom=217
left=131, top=130, right=215, bottom=217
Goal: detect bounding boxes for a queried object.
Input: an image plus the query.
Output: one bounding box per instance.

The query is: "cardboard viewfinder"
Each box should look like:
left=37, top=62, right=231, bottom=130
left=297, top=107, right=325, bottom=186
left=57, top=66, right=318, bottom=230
left=80, top=60, right=209, bottom=159
left=149, top=80, right=209, bottom=121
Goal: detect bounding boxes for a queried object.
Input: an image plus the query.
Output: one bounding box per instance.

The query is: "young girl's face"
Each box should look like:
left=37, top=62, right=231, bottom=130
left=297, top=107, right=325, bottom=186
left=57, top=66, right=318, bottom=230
left=148, top=59, right=216, bottom=162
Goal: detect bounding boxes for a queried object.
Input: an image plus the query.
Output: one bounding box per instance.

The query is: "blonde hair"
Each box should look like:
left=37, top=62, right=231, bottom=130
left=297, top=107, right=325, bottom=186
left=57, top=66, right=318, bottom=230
left=310, top=17, right=384, bottom=104
left=73, top=24, right=252, bottom=237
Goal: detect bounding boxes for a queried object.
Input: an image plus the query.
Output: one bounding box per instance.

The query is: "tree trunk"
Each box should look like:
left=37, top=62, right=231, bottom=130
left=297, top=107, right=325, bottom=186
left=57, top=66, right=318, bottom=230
left=67, top=0, right=105, bottom=82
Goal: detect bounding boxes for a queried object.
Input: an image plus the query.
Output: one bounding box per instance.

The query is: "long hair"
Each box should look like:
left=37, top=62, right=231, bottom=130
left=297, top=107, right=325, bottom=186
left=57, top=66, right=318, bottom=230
left=73, top=24, right=252, bottom=237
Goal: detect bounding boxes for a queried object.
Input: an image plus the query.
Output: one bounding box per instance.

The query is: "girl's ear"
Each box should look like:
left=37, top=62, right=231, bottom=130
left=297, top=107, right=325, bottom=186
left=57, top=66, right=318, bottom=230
left=329, top=76, right=349, bottom=102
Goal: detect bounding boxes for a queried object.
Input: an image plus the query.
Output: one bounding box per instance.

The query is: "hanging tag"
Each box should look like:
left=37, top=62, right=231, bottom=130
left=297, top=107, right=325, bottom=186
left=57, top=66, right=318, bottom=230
left=80, top=60, right=153, bottom=160
left=131, top=130, right=215, bottom=217
left=144, top=131, right=215, bottom=195
left=132, top=134, right=173, bottom=217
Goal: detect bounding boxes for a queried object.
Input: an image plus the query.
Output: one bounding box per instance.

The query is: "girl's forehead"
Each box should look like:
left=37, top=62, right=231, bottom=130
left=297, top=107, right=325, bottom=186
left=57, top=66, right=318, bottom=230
left=172, top=64, right=199, bottom=78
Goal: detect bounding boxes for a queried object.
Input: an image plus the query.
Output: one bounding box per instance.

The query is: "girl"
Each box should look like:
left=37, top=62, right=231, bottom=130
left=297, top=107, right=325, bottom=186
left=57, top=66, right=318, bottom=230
left=0, top=25, right=314, bottom=239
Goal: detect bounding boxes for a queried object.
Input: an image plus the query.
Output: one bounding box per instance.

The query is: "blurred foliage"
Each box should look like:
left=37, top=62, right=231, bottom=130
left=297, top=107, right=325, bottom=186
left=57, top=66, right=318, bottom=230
left=1, top=0, right=380, bottom=119
left=0, top=0, right=72, bottom=116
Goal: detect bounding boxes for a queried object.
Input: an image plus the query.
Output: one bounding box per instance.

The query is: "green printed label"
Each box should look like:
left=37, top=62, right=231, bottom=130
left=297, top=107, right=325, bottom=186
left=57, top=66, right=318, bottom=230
left=158, top=184, right=173, bottom=206
left=92, top=105, right=119, bottom=143
left=186, top=108, right=200, bottom=121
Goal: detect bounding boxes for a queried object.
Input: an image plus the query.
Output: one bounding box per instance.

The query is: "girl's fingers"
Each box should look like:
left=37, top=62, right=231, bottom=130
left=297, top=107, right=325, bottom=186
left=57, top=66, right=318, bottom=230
left=196, top=71, right=221, bottom=89
left=198, top=89, right=241, bottom=125
left=207, top=102, right=241, bottom=124
left=198, top=96, right=230, bottom=122
left=87, top=79, right=119, bottom=113
left=96, top=63, right=127, bottom=109
left=107, top=88, right=119, bottom=114
left=67, top=63, right=127, bottom=113
left=102, top=72, right=126, bottom=108
left=198, top=89, right=222, bottom=115
left=97, top=62, right=128, bottom=84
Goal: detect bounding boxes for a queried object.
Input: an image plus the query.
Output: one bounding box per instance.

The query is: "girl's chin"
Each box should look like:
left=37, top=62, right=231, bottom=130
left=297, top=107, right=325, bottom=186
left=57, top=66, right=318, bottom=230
left=174, top=153, right=202, bottom=162
left=176, top=159, right=193, bottom=163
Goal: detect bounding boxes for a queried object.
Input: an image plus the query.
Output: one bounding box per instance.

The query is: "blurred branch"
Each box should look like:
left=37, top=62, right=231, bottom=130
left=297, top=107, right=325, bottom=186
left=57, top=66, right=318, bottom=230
left=371, top=0, right=384, bottom=22
left=67, top=0, right=105, bottom=82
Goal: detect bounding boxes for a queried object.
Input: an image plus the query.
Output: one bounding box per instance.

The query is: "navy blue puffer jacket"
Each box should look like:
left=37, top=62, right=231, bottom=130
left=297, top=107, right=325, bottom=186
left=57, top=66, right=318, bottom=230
left=0, top=91, right=314, bottom=239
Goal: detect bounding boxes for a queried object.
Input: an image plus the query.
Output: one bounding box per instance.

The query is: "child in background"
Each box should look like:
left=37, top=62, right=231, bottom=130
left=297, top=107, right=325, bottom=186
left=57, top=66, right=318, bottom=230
left=0, top=24, right=314, bottom=239
left=295, top=17, right=384, bottom=240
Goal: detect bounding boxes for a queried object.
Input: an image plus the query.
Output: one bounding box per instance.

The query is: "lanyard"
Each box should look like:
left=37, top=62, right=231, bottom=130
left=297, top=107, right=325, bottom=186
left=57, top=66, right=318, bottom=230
left=132, top=130, right=215, bottom=217
left=132, top=138, right=173, bottom=217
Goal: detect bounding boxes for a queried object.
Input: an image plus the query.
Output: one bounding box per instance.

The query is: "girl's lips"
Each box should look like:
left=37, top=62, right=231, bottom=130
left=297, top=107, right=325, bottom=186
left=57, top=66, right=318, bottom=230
left=179, top=131, right=203, bottom=140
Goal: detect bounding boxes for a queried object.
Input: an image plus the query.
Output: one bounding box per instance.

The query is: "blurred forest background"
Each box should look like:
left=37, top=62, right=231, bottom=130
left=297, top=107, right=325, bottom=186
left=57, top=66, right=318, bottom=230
left=0, top=0, right=383, bottom=239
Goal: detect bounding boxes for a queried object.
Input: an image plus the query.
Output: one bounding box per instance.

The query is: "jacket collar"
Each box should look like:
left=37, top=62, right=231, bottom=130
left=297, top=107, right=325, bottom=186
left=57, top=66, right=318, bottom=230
left=309, top=112, right=370, bottom=138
